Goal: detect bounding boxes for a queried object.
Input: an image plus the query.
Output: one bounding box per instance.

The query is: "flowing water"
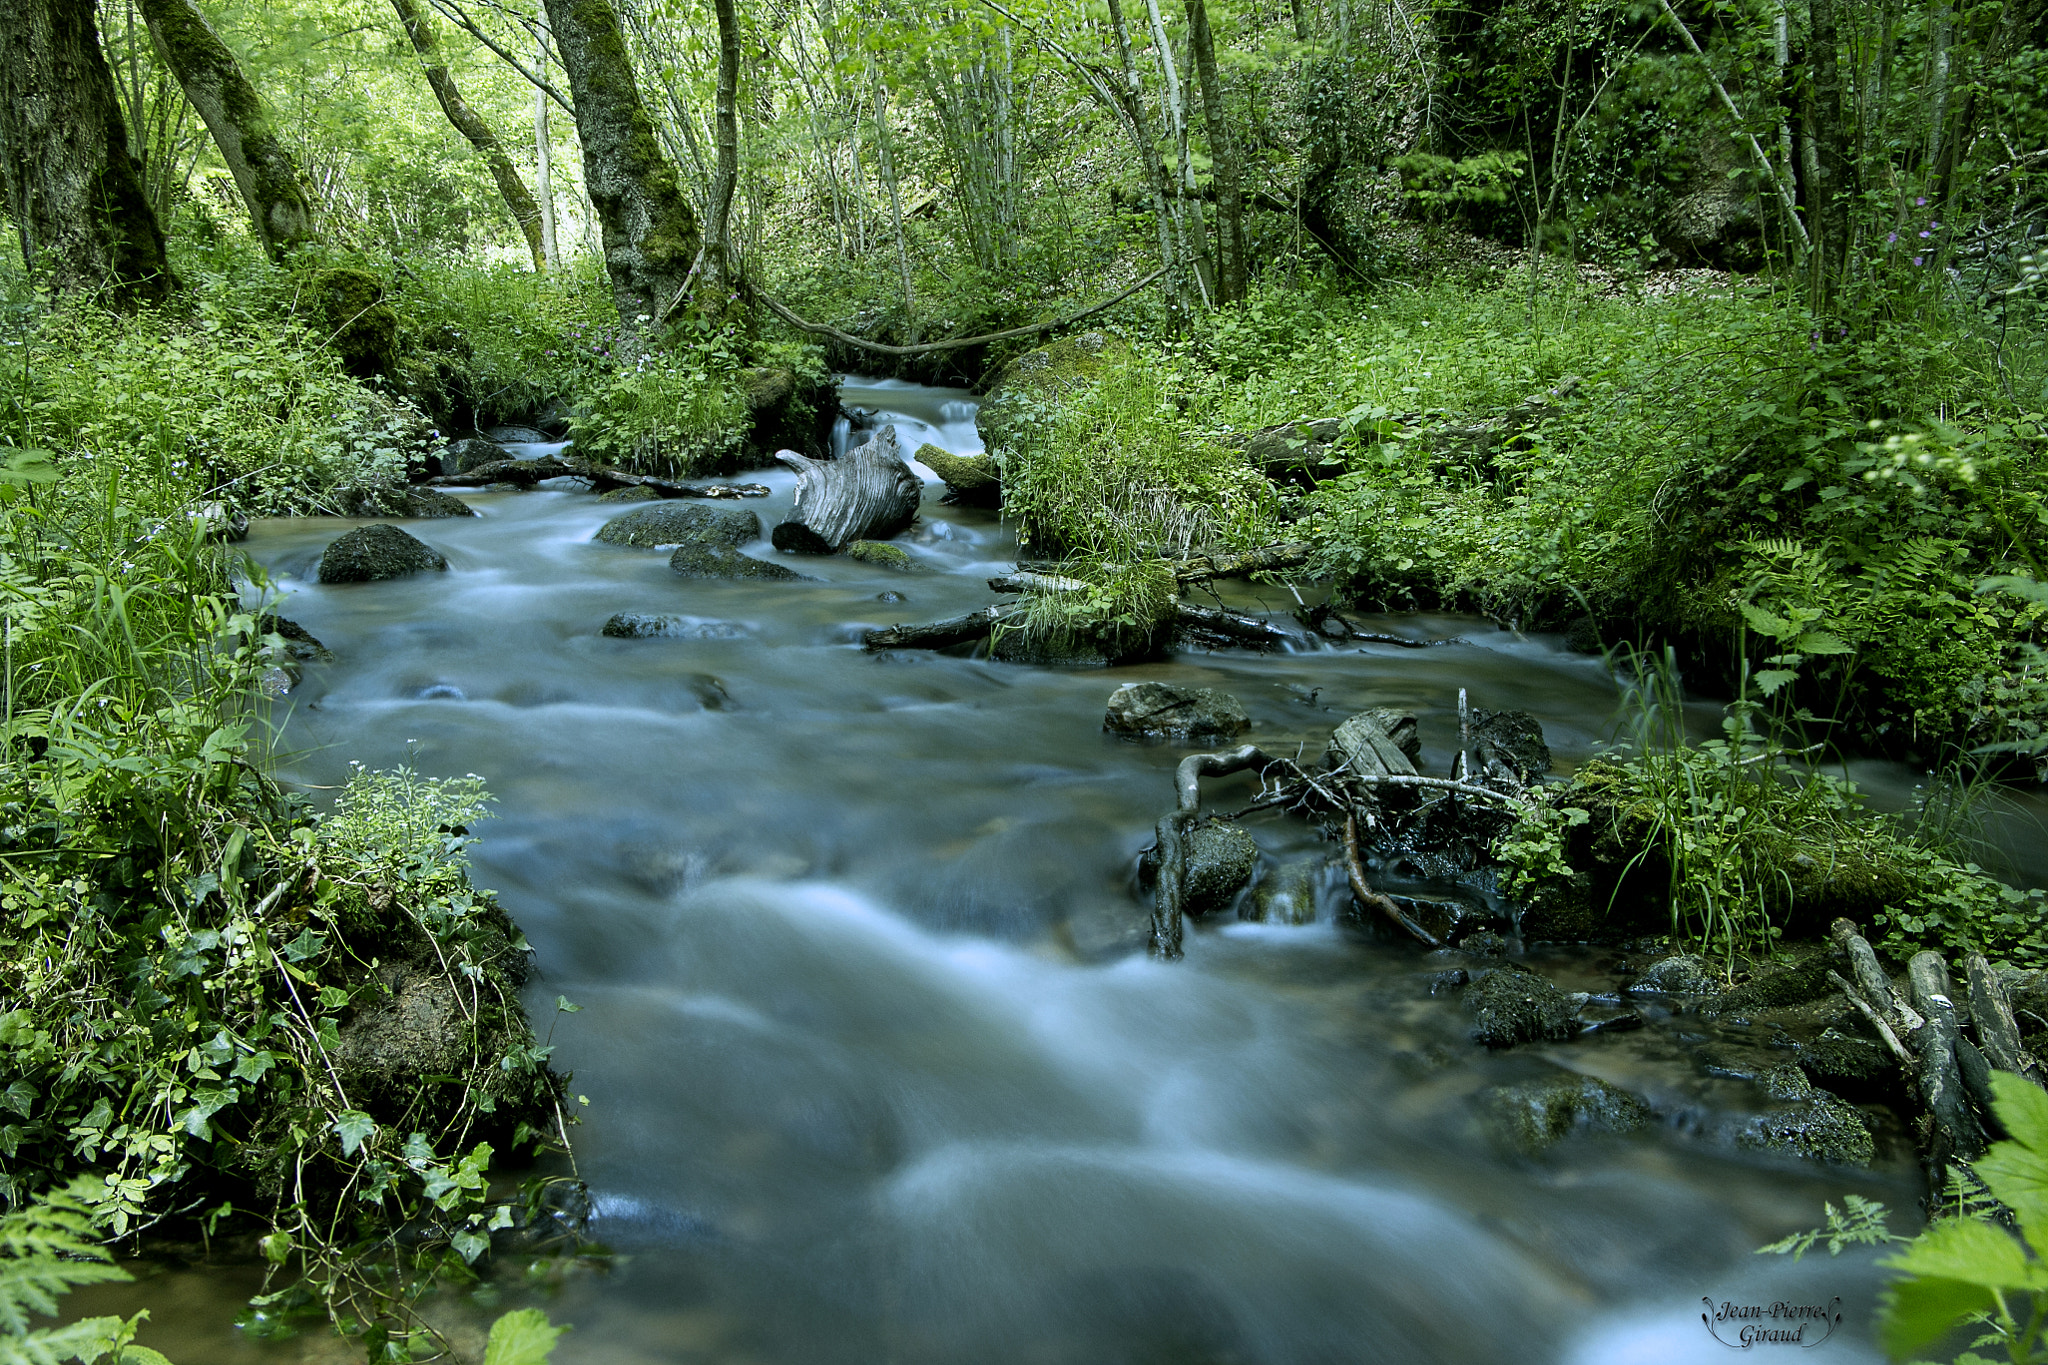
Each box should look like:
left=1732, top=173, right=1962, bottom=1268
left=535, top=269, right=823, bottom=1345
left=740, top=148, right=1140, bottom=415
left=102, top=376, right=1998, bottom=1363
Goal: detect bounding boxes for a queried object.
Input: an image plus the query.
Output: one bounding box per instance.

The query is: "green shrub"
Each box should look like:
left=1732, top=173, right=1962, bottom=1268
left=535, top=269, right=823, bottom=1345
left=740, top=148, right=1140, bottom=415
left=568, top=327, right=748, bottom=475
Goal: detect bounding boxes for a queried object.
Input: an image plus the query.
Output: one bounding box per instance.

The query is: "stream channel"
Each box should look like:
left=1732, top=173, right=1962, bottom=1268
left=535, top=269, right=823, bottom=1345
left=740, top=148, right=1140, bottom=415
left=102, top=377, right=2048, bottom=1363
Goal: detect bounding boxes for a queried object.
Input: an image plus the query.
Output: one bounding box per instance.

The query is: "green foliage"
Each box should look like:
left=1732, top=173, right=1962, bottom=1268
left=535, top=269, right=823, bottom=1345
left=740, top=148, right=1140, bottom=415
left=568, top=326, right=747, bottom=476
left=0, top=476, right=566, bottom=1355
left=482, top=1308, right=565, bottom=1365
left=0, top=1178, right=170, bottom=1365
left=995, top=344, right=1278, bottom=559
left=1391, top=151, right=1528, bottom=211
left=1767, top=1075, right=2048, bottom=1364
left=1006, top=558, right=1177, bottom=660
left=1499, top=649, right=2048, bottom=965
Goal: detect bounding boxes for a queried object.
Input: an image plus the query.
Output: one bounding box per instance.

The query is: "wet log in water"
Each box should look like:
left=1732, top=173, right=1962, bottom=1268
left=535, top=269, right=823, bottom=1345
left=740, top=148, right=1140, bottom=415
left=862, top=605, right=1015, bottom=652
left=772, top=427, right=923, bottom=553
left=429, top=456, right=767, bottom=498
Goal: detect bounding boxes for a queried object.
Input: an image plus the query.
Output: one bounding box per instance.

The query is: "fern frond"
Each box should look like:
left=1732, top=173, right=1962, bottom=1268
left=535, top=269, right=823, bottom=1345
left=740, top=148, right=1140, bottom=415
left=0, top=1314, right=128, bottom=1365
left=0, top=1181, right=130, bottom=1340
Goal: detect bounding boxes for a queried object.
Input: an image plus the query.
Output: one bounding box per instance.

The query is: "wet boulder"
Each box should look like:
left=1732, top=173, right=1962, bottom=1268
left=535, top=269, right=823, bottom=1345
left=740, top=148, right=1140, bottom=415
left=256, top=614, right=332, bottom=663
left=1793, top=1030, right=1895, bottom=1100
left=1468, top=708, right=1551, bottom=786
left=444, top=436, right=508, bottom=473
left=1627, top=953, right=1721, bottom=996
left=1184, top=822, right=1258, bottom=916
left=1486, top=1072, right=1650, bottom=1153
left=337, top=484, right=477, bottom=519
left=664, top=508, right=805, bottom=581
left=1466, top=964, right=1578, bottom=1048
left=596, top=484, right=661, bottom=503
left=1737, top=1064, right=1873, bottom=1166
left=318, top=524, right=448, bottom=584
left=1703, top=953, right=1841, bottom=1018
left=597, top=501, right=741, bottom=548
left=484, top=424, right=550, bottom=444
left=1104, top=682, right=1251, bottom=742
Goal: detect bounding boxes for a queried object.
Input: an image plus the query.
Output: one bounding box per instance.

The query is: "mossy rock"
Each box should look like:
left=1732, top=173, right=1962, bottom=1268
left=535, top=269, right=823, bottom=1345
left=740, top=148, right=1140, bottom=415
left=1104, top=681, right=1250, bottom=742
left=1486, top=1072, right=1650, bottom=1153
left=916, top=442, right=1001, bottom=508
left=318, top=524, right=448, bottom=583
left=846, top=539, right=919, bottom=571
left=1736, top=1064, right=1874, bottom=1166
left=1184, top=822, right=1259, bottom=916
left=597, top=484, right=662, bottom=503
left=445, top=437, right=509, bottom=473
left=597, top=502, right=758, bottom=549
left=977, top=330, right=1130, bottom=452
left=1466, top=964, right=1578, bottom=1048
left=741, top=366, right=836, bottom=463
left=336, top=484, right=476, bottom=519
left=306, top=267, right=398, bottom=379
left=1703, top=952, right=1841, bottom=1017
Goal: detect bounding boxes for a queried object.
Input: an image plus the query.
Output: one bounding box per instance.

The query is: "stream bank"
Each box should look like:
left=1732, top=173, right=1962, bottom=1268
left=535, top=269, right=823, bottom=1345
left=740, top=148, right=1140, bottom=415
left=65, top=376, right=2013, bottom=1363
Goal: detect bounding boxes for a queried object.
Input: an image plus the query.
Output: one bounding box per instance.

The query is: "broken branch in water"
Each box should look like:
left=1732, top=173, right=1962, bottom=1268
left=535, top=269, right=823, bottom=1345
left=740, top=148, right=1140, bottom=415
left=1345, top=812, right=1440, bottom=948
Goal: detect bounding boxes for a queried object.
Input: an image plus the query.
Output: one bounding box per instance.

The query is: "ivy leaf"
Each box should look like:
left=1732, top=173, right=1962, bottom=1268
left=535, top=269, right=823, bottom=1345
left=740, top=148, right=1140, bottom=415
left=281, top=929, right=326, bottom=963
left=317, top=986, right=350, bottom=1010
left=230, top=1050, right=275, bottom=1084
left=331, top=1109, right=377, bottom=1158
left=483, top=1308, right=567, bottom=1365
left=450, top=1229, right=490, bottom=1264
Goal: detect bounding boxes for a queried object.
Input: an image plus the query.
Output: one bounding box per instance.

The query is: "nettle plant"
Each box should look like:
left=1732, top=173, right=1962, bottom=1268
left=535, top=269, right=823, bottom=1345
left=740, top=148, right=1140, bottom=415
left=1767, top=1074, right=2048, bottom=1365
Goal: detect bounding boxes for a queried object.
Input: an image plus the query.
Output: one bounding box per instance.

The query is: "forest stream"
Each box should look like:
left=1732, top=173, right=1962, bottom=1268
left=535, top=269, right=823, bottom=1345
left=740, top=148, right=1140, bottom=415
left=87, top=378, right=2048, bottom=1364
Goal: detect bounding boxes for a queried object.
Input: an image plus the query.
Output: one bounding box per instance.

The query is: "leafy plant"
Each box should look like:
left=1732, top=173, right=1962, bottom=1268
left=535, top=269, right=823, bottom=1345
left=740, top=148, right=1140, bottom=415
left=0, top=1178, right=170, bottom=1365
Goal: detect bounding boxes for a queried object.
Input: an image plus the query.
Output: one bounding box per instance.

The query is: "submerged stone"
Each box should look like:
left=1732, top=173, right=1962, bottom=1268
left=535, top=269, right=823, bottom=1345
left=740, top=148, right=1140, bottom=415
left=1247, top=859, right=1321, bottom=924
left=602, top=613, right=749, bottom=640
left=1487, top=1072, right=1650, bottom=1153
left=847, top=539, right=918, bottom=570
left=318, top=524, right=448, bottom=583
left=336, top=484, right=477, bottom=519
left=597, top=502, right=755, bottom=548
left=1104, top=681, right=1250, bottom=741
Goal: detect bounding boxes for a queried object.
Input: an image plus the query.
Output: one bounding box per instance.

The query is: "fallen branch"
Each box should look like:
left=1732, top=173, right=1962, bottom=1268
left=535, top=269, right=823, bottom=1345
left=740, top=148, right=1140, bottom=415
left=1168, top=542, right=1312, bottom=584
left=1828, top=971, right=1917, bottom=1067
left=754, top=268, right=1165, bottom=357
left=428, top=455, right=767, bottom=498
left=862, top=606, right=1016, bottom=652
left=1173, top=601, right=1293, bottom=650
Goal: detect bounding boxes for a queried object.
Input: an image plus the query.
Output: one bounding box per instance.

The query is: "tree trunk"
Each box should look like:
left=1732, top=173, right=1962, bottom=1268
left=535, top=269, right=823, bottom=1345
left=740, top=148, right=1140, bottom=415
left=1186, top=0, right=1244, bottom=303
left=535, top=0, right=557, bottom=269
left=871, top=76, right=916, bottom=342
left=696, top=0, right=741, bottom=308
left=1106, top=0, right=1195, bottom=317
left=390, top=0, right=543, bottom=270
left=0, top=0, right=172, bottom=304
left=135, top=0, right=313, bottom=261
left=1804, top=0, right=1851, bottom=305
left=771, top=426, right=922, bottom=553
left=1144, top=0, right=1209, bottom=302
left=543, top=0, right=700, bottom=332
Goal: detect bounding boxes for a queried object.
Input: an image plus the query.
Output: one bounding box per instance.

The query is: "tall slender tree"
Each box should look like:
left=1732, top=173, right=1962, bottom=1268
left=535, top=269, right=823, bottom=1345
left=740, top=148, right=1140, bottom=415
left=0, top=0, right=172, bottom=304
left=1186, top=0, right=1245, bottom=303
left=389, top=0, right=546, bottom=269
left=135, top=0, right=313, bottom=261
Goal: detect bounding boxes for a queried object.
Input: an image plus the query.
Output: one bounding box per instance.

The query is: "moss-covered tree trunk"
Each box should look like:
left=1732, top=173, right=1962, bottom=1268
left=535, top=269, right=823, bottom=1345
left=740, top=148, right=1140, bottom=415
left=0, top=0, right=172, bottom=304
left=135, top=0, right=313, bottom=261
left=542, top=0, right=700, bottom=331
left=389, top=0, right=545, bottom=271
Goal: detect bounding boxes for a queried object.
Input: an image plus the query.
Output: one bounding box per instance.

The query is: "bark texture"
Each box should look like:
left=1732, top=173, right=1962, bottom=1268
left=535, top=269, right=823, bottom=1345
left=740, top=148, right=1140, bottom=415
left=772, top=426, right=922, bottom=553
left=0, top=0, right=172, bottom=303
left=137, top=0, right=313, bottom=261
left=389, top=0, right=545, bottom=270
left=543, top=0, right=700, bottom=329
left=1186, top=0, right=1245, bottom=303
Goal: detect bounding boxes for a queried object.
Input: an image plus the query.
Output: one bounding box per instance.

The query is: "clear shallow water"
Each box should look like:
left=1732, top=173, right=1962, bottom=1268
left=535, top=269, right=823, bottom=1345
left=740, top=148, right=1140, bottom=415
left=99, top=382, right=1924, bottom=1362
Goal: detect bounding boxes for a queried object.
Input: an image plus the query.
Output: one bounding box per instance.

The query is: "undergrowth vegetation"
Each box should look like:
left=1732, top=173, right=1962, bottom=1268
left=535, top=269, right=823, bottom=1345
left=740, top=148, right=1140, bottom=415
left=0, top=459, right=571, bottom=1357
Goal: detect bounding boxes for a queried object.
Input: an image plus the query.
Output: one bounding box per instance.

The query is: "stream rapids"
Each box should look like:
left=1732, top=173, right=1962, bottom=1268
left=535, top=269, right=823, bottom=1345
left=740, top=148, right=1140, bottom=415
left=101, top=377, right=1976, bottom=1363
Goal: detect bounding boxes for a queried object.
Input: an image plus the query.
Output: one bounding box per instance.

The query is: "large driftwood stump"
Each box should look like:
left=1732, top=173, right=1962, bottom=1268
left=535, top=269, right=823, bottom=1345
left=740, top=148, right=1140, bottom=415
left=772, top=427, right=922, bottom=553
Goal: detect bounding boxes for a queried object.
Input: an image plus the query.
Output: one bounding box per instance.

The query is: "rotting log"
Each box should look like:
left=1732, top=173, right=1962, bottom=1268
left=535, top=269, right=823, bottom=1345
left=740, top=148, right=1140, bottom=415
left=427, top=456, right=766, bottom=498
left=1168, top=541, right=1311, bottom=584
left=862, top=606, right=1015, bottom=652
left=1173, top=602, right=1294, bottom=651
left=1150, top=809, right=1196, bottom=959
left=1967, top=952, right=2040, bottom=1082
left=773, top=427, right=923, bottom=553
left=1907, top=950, right=1989, bottom=1171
